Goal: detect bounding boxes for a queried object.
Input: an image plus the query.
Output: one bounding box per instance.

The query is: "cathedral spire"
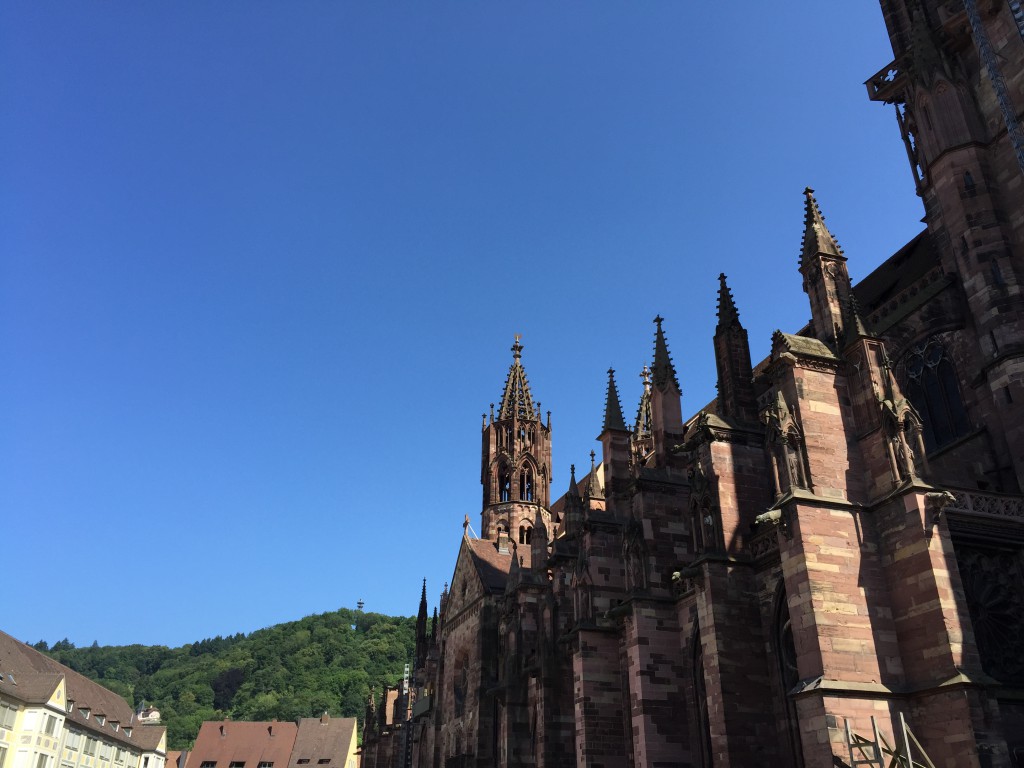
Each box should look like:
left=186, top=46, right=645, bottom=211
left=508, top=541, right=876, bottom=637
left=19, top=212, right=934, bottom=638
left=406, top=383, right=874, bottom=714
left=716, top=273, right=740, bottom=329
left=562, top=463, right=583, bottom=537
left=415, top=579, right=429, bottom=668
left=799, top=188, right=854, bottom=348
left=842, top=291, right=871, bottom=346
left=800, top=187, right=845, bottom=269
left=584, top=450, right=604, bottom=501
left=651, top=315, right=680, bottom=392
left=634, top=365, right=653, bottom=437
left=713, top=274, right=757, bottom=422
left=603, top=368, right=628, bottom=432
left=498, top=335, right=537, bottom=421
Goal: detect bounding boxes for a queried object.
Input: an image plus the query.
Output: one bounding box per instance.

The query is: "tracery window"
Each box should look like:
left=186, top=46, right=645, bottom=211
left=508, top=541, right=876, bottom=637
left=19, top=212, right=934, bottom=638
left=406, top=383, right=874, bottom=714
left=900, top=338, right=970, bottom=450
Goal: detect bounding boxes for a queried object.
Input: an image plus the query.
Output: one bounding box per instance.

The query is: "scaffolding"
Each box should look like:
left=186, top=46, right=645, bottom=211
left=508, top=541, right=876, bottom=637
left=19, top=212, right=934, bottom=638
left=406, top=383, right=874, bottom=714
left=843, top=713, right=936, bottom=768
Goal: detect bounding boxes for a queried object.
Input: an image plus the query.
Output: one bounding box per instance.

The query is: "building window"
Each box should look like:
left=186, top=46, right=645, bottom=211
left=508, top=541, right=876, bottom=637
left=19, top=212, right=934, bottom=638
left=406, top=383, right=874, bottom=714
left=36, top=754, right=50, bottom=768
left=95, top=716, right=105, bottom=727
left=0, top=744, right=7, bottom=768
left=67, top=731, right=82, bottom=751
left=691, top=626, right=712, bottom=768
left=519, top=466, right=534, bottom=501
left=500, top=469, right=512, bottom=502
left=297, top=760, right=310, bottom=765
left=44, top=715, right=58, bottom=736
left=84, top=738, right=98, bottom=757
left=318, top=760, right=331, bottom=764
left=518, top=525, right=532, bottom=545
left=258, top=762, right=273, bottom=768
left=901, top=338, right=970, bottom=451
left=0, top=703, right=17, bottom=729
left=229, top=762, right=245, bottom=768
left=774, top=584, right=804, bottom=767
left=100, top=744, right=112, bottom=761
left=199, top=763, right=216, bottom=768
left=115, top=750, right=125, bottom=765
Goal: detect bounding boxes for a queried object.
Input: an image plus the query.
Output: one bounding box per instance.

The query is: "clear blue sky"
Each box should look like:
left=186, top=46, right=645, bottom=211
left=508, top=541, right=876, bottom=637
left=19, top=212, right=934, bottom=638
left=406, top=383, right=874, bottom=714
left=2, top=2, right=923, bottom=648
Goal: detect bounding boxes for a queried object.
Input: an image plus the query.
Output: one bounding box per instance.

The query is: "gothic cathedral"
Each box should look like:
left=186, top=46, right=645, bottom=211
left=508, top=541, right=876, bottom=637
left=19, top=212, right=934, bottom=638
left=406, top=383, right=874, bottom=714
left=361, top=2, right=1024, bottom=765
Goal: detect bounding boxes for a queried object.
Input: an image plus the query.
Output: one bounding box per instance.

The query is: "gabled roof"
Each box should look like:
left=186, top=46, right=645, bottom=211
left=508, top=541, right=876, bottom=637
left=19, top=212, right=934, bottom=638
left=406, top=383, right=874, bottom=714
left=287, top=716, right=357, bottom=768
left=464, top=538, right=533, bottom=594
left=190, top=720, right=298, bottom=768
left=0, top=630, right=166, bottom=752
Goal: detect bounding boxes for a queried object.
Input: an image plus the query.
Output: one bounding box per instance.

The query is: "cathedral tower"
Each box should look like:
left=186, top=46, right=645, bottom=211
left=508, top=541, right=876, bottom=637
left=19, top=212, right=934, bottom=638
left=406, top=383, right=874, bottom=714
left=480, top=337, right=553, bottom=542
left=869, top=0, right=1024, bottom=489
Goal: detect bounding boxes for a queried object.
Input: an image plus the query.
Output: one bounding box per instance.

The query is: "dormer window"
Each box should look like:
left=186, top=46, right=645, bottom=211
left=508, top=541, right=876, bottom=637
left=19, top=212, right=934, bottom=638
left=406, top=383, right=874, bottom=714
left=111, top=721, right=119, bottom=732
left=96, top=714, right=106, bottom=726
left=67, top=700, right=75, bottom=714
left=124, top=727, right=132, bottom=737
left=80, top=708, right=91, bottom=720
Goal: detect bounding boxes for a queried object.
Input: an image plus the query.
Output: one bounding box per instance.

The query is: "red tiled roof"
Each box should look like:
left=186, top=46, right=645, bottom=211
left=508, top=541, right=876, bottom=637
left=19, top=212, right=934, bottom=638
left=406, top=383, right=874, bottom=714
left=286, top=716, right=356, bottom=768
left=191, top=721, right=298, bottom=768
left=466, top=538, right=531, bottom=593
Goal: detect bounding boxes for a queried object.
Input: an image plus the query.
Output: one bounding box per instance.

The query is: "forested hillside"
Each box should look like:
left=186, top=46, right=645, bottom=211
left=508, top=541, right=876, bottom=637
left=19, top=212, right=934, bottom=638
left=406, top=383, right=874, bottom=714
left=35, top=608, right=415, bottom=750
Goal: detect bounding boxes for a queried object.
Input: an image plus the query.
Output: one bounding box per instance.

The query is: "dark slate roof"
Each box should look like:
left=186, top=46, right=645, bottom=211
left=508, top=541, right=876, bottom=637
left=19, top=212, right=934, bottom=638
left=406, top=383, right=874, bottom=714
left=853, top=229, right=935, bottom=314
left=287, top=716, right=357, bottom=768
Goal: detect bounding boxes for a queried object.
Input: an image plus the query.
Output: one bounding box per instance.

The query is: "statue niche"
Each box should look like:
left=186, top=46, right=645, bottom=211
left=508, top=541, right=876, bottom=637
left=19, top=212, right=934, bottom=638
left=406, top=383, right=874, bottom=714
left=761, top=389, right=810, bottom=497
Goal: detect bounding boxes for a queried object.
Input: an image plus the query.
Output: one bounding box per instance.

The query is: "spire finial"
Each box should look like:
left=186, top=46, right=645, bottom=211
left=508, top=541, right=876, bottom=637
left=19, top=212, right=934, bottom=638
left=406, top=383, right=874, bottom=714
left=651, top=315, right=680, bottom=392
left=640, top=364, right=651, bottom=389
left=800, top=187, right=844, bottom=268
left=717, top=273, right=740, bottom=328
left=603, top=367, right=628, bottom=432
left=512, top=334, right=523, bottom=360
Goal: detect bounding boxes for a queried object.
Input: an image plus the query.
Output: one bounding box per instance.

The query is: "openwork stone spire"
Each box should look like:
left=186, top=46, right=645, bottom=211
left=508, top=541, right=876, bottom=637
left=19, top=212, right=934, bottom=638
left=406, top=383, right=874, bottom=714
left=498, top=336, right=538, bottom=420
left=800, top=187, right=845, bottom=269
left=603, top=368, right=628, bottom=432
left=651, top=315, right=680, bottom=392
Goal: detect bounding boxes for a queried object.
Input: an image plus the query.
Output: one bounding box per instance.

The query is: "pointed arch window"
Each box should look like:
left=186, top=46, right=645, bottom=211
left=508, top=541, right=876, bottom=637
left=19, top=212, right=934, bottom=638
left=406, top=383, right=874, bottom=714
left=519, top=525, right=532, bottom=545
left=774, top=584, right=804, bottom=767
left=519, top=466, right=534, bottom=501
left=901, top=338, right=970, bottom=451
left=499, top=467, right=512, bottom=502
left=692, top=626, right=712, bottom=768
